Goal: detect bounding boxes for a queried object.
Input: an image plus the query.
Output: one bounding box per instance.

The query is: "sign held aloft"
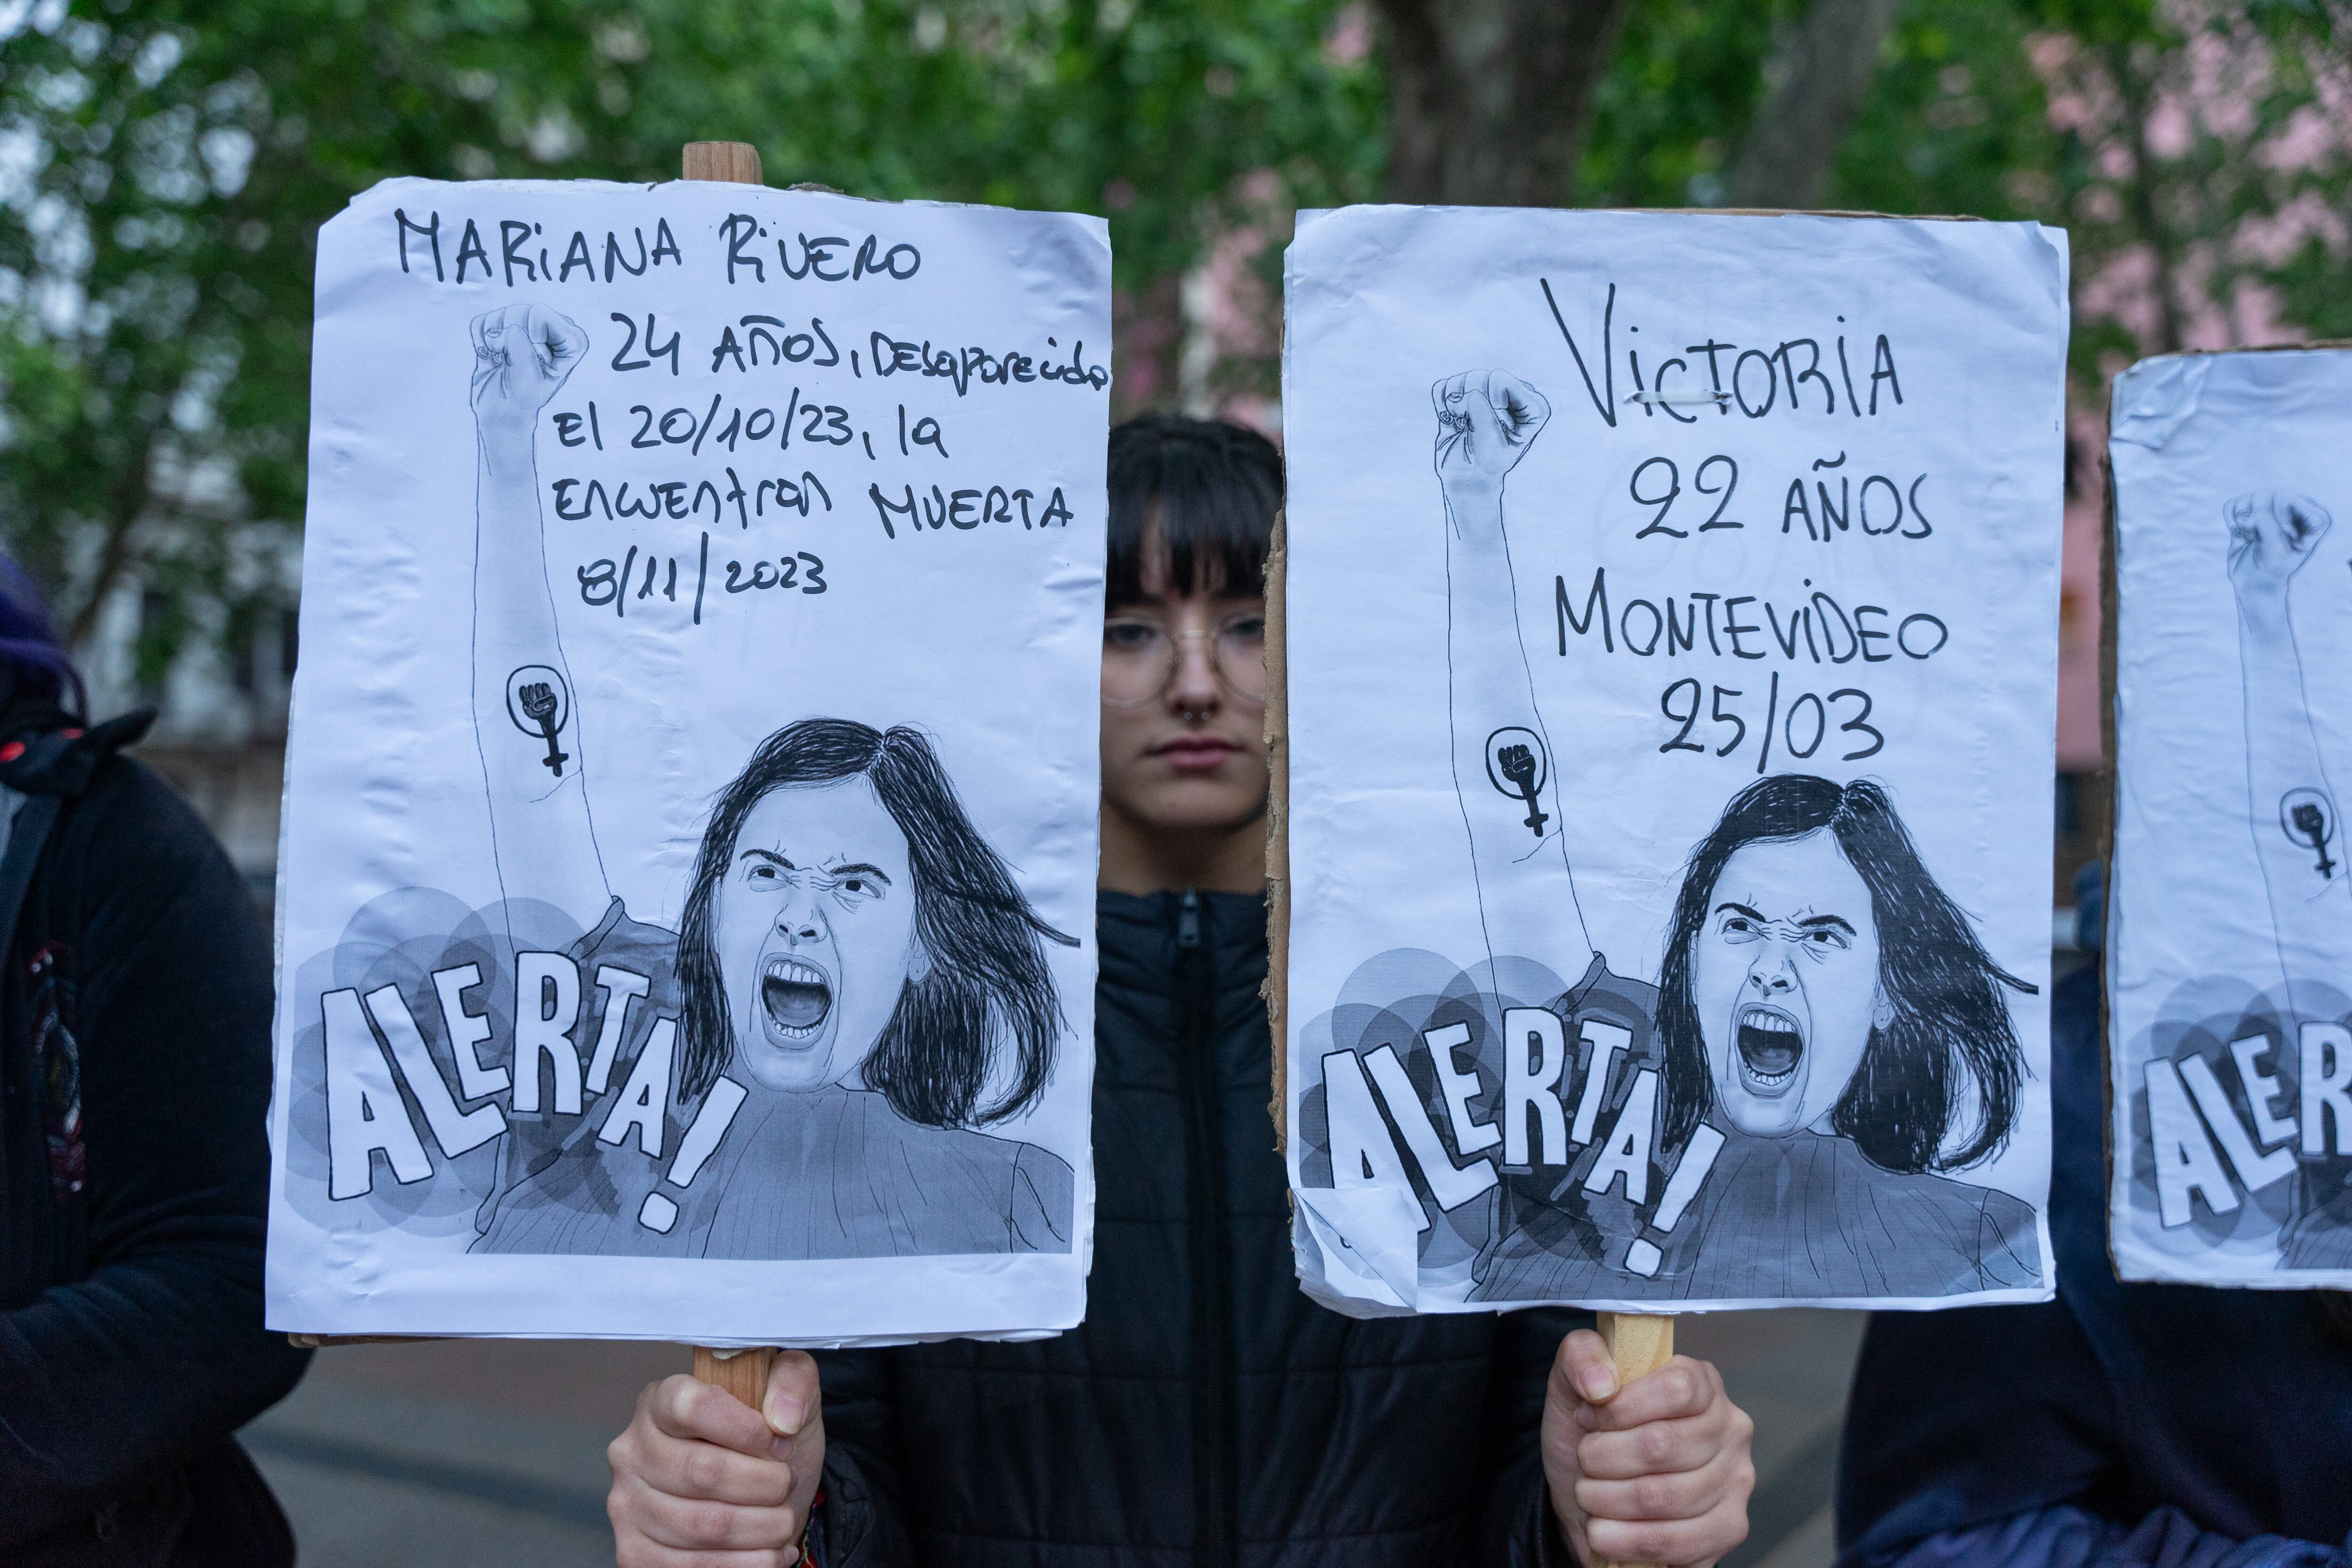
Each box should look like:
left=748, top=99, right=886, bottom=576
left=266, top=176, right=1110, bottom=1344
left=2108, top=345, right=2352, bottom=1286
left=1280, top=206, right=2068, bottom=1314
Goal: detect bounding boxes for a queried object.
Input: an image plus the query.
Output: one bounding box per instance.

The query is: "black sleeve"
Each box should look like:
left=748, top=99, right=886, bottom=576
left=1462, top=1305, right=1590, bottom=1568
left=1836, top=1297, right=2121, bottom=1563
left=816, top=1347, right=914, bottom=1567
left=0, top=761, right=311, bottom=1544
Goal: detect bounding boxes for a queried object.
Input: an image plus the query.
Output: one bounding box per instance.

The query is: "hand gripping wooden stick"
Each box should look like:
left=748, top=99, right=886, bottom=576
left=680, top=136, right=774, bottom=1411
left=1595, top=1312, right=1676, bottom=1568
left=694, top=1345, right=779, bottom=1410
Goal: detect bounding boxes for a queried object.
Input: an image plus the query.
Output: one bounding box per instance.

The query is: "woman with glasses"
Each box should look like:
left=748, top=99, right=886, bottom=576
left=604, top=412, right=1758, bottom=1568
left=1095, top=416, right=1275, bottom=895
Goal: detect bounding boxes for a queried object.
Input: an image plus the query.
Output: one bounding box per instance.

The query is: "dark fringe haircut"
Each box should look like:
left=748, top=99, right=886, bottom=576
left=1654, top=774, right=2035, bottom=1174
left=675, top=718, right=1078, bottom=1127
left=1107, top=413, right=1281, bottom=606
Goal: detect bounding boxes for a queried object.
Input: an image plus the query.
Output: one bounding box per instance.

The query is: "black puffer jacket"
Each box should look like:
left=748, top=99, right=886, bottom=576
left=0, top=712, right=310, bottom=1564
left=819, top=888, right=1584, bottom=1567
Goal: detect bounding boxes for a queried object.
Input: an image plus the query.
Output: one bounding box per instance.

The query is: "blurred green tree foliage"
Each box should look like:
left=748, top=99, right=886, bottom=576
left=1835, top=0, right=2349, bottom=386
left=0, top=0, right=2343, bottom=676
left=0, top=0, right=1383, bottom=672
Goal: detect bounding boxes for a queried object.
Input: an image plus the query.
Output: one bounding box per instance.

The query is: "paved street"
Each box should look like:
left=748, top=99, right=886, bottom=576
left=1684, top=1311, right=1867, bottom=1568
left=246, top=1338, right=675, bottom=1567
left=242, top=1311, right=1865, bottom=1568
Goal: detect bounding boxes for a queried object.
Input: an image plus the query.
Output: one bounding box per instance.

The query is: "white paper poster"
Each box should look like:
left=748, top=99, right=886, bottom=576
left=2109, top=347, right=2352, bottom=1287
left=1282, top=207, right=2066, bottom=1314
left=266, top=178, right=1109, bottom=1343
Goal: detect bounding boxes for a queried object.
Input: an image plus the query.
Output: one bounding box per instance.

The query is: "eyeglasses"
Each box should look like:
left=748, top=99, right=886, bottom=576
left=1102, top=613, right=1268, bottom=707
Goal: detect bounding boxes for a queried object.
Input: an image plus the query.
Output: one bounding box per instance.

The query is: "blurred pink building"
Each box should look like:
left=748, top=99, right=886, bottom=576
left=2058, top=441, right=2107, bottom=776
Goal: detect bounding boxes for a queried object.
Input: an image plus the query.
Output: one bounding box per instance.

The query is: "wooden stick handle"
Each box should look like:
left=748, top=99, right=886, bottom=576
left=683, top=141, right=763, bottom=185
left=677, top=136, right=772, bottom=1408
left=1594, top=1313, right=1675, bottom=1568
left=671, top=135, right=776, bottom=1407
left=1597, top=1310, right=1674, bottom=1381
left=1263, top=507, right=1290, bottom=1147
left=693, top=1345, right=779, bottom=1410
left=287, top=1333, right=429, bottom=1347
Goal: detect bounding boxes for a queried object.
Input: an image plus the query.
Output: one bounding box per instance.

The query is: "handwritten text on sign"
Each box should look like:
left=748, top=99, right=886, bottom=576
left=389, top=202, right=1103, bottom=630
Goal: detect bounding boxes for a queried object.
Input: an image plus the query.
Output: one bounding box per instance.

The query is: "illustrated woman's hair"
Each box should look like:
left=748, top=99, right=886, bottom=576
left=1654, top=774, right=2034, bottom=1174
left=0, top=558, right=84, bottom=716
left=675, top=718, right=1077, bottom=1126
left=1107, top=413, right=1281, bottom=606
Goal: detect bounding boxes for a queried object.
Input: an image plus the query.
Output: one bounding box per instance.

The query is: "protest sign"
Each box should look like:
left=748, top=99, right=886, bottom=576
left=2108, top=346, right=2352, bottom=1286
left=265, top=175, right=1109, bottom=1344
left=1279, top=207, right=2066, bottom=1314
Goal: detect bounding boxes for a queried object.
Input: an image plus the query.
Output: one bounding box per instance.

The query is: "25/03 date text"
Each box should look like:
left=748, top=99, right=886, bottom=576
left=1659, top=674, right=1883, bottom=772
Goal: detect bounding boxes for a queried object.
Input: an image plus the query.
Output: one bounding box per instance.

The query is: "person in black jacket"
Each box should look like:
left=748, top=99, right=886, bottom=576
left=604, top=416, right=1757, bottom=1568
left=1836, top=896, right=2352, bottom=1568
left=0, top=561, right=311, bottom=1564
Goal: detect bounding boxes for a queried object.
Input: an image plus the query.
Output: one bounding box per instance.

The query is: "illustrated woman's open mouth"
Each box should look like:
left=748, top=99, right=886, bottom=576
left=761, top=955, right=833, bottom=1041
left=1734, top=1003, right=1804, bottom=1096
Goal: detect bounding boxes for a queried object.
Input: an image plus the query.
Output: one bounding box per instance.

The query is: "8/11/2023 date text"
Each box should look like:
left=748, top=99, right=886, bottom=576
left=573, top=532, right=825, bottom=630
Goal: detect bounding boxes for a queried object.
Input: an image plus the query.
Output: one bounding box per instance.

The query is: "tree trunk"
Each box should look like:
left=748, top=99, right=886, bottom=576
left=1725, top=0, right=1905, bottom=209
left=1379, top=0, right=1634, bottom=206
left=68, top=425, right=161, bottom=647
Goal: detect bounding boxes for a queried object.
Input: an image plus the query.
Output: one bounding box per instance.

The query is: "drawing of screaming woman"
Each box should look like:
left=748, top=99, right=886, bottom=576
left=458, top=304, right=1076, bottom=1260
left=1407, top=368, right=2039, bottom=1302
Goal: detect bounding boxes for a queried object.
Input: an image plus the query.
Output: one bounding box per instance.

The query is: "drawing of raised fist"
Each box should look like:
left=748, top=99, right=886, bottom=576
left=518, top=681, right=557, bottom=725
left=1432, top=369, right=1550, bottom=497
left=2226, top=490, right=2333, bottom=615
left=469, top=304, right=588, bottom=430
